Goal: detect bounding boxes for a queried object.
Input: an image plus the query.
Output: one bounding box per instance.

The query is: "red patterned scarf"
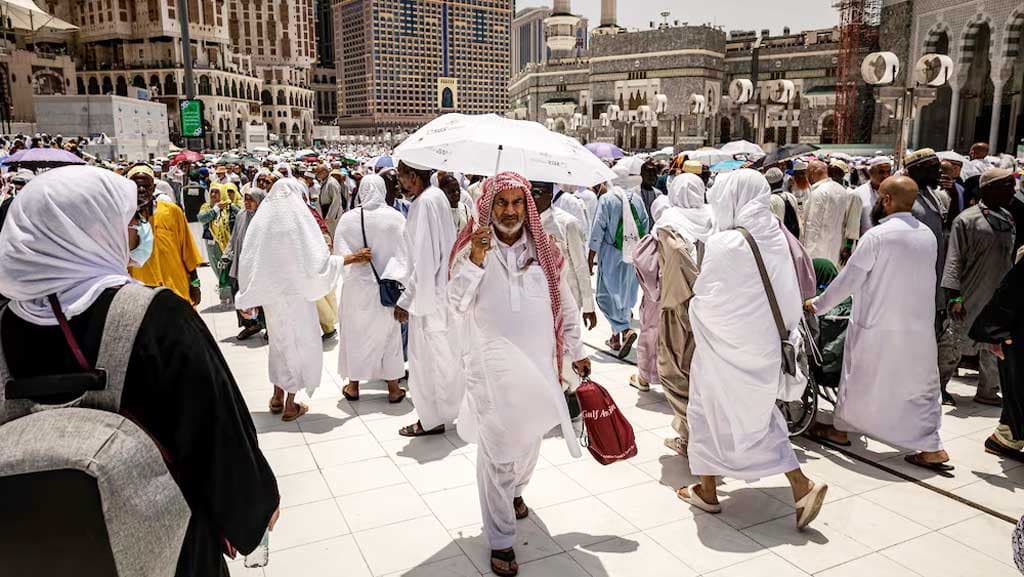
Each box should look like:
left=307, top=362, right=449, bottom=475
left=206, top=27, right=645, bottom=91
left=450, top=172, right=566, bottom=371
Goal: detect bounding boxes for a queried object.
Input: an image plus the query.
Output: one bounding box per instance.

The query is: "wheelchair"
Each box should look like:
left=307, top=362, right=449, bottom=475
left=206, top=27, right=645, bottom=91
left=778, top=305, right=850, bottom=438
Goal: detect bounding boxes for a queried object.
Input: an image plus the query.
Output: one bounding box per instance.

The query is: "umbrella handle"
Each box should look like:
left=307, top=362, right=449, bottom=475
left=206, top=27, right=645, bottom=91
left=493, top=144, right=503, bottom=177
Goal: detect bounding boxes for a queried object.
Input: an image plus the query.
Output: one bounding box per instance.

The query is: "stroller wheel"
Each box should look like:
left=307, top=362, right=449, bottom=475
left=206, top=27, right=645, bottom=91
left=778, top=374, right=819, bottom=437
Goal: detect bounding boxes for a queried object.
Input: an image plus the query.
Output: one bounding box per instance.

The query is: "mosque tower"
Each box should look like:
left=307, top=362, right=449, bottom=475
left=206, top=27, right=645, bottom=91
left=593, top=0, right=621, bottom=35
left=544, top=0, right=581, bottom=56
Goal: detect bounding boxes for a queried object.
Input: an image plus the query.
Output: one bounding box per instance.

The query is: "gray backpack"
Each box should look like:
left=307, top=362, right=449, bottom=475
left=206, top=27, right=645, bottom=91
left=0, top=284, right=190, bottom=577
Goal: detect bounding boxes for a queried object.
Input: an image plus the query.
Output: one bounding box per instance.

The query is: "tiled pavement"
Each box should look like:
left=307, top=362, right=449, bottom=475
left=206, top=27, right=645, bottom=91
left=195, top=269, right=1022, bottom=577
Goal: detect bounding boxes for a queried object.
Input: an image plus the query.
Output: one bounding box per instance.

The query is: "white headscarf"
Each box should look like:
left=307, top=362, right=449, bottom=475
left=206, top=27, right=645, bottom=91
left=0, top=166, right=136, bottom=325
left=614, top=185, right=640, bottom=263
left=357, top=173, right=387, bottom=209
left=235, top=178, right=342, bottom=308
left=709, top=169, right=775, bottom=237
left=655, top=173, right=715, bottom=246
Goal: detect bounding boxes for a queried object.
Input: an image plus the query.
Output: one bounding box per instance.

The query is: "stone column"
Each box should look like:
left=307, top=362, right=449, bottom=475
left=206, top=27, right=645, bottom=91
left=989, top=79, right=1005, bottom=153
left=946, top=86, right=961, bottom=151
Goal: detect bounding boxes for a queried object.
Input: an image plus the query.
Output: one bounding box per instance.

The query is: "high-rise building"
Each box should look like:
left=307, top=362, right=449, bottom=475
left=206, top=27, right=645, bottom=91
left=335, top=0, right=511, bottom=134
left=511, top=6, right=587, bottom=79
left=229, top=0, right=317, bottom=146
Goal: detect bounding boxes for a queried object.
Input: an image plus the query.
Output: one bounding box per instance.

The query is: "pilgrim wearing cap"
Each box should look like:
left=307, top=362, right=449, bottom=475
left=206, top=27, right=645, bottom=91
left=904, top=148, right=952, bottom=327
left=802, top=159, right=862, bottom=266
left=785, top=159, right=812, bottom=220
left=939, top=168, right=1018, bottom=406
left=855, top=156, right=893, bottom=234
left=765, top=167, right=801, bottom=238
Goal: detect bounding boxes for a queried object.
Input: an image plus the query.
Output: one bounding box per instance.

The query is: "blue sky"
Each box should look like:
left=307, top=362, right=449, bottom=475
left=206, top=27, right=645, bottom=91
left=516, top=0, right=840, bottom=35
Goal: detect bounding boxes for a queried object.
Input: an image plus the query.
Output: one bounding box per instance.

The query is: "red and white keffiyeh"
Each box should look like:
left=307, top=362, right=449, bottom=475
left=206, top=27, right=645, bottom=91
left=450, top=171, right=566, bottom=371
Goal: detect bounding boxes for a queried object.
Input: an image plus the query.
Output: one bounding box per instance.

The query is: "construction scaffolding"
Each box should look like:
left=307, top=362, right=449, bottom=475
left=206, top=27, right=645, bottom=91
left=834, top=0, right=881, bottom=143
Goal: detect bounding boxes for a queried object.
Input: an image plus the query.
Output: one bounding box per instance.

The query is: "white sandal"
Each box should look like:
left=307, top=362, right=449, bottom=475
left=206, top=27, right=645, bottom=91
left=794, top=482, right=828, bottom=530
left=677, top=484, right=722, bottom=514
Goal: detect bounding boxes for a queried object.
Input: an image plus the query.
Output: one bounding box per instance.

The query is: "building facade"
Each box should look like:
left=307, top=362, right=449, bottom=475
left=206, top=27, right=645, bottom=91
left=312, top=66, right=339, bottom=125
left=0, top=34, right=77, bottom=131
left=229, top=0, right=317, bottom=146
left=511, top=6, right=587, bottom=78
left=334, top=0, right=512, bottom=135
left=878, top=0, right=1024, bottom=155
left=508, top=22, right=843, bottom=151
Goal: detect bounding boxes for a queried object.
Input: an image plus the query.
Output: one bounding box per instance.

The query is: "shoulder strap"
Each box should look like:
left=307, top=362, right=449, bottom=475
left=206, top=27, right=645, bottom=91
left=736, top=227, right=787, bottom=342
left=360, top=208, right=382, bottom=284
left=87, top=284, right=163, bottom=412
left=0, top=302, right=12, bottom=388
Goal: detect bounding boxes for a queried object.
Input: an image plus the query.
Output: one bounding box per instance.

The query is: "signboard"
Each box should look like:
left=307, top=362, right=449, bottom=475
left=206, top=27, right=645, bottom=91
left=179, top=99, right=204, bottom=138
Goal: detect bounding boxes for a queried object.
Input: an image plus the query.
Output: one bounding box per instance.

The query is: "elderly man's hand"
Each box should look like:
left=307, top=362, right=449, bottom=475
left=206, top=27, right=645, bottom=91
left=469, top=225, right=492, bottom=267
left=572, top=358, right=591, bottom=379
left=394, top=306, right=409, bottom=323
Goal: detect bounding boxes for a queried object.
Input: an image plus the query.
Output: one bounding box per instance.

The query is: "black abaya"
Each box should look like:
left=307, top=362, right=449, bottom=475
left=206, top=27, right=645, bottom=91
left=1, top=287, right=279, bottom=577
left=970, top=260, right=1024, bottom=440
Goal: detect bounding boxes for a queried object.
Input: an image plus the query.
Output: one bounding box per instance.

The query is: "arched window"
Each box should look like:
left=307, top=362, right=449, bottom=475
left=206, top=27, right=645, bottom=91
left=441, top=87, right=454, bottom=108
left=276, top=89, right=286, bottom=105
left=102, top=76, right=113, bottom=94
left=132, top=75, right=145, bottom=89
left=164, top=74, right=178, bottom=95
left=199, top=75, right=212, bottom=96
left=88, top=77, right=100, bottom=94
left=76, top=77, right=86, bottom=95
left=231, top=80, right=238, bottom=99
left=115, top=76, right=127, bottom=96
left=262, top=89, right=273, bottom=105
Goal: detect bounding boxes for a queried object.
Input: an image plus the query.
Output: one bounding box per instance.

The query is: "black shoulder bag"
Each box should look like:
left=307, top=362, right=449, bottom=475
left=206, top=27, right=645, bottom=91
left=360, top=208, right=405, bottom=307
left=737, top=227, right=798, bottom=377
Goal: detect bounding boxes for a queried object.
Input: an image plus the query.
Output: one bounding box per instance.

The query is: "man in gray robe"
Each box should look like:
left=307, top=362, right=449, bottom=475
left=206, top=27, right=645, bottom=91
left=939, top=168, right=1018, bottom=406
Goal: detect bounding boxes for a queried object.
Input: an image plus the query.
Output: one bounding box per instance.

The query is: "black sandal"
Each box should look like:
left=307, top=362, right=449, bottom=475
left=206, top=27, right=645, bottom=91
left=490, top=548, right=518, bottom=577
left=618, top=330, right=638, bottom=359
left=904, top=453, right=955, bottom=475
left=342, top=384, right=359, bottom=402
left=513, top=497, right=529, bottom=520
left=398, top=421, right=445, bottom=437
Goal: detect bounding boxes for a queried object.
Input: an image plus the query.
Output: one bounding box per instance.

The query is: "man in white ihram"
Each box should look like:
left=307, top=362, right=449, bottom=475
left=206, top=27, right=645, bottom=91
left=807, top=175, right=952, bottom=472
left=448, top=172, right=590, bottom=577
left=679, top=169, right=827, bottom=530
left=803, top=159, right=862, bottom=266
left=394, top=160, right=460, bottom=437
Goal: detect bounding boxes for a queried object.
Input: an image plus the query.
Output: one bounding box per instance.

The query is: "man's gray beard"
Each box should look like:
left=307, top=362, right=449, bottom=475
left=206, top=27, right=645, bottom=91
left=493, top=219, right=524, bottom=236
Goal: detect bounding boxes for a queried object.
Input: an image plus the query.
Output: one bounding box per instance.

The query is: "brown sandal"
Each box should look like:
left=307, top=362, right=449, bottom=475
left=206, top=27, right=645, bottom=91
left=269, top=397, right=284, bottom=415
left=399, top=421, right=445, bottom=437
left=490, top=548, right=518, bottom=577
left=388, top=389, right=407, bottom=404
left=513, top=496, right=529, bottom=520
left=281, top=402, right=309, bottom=422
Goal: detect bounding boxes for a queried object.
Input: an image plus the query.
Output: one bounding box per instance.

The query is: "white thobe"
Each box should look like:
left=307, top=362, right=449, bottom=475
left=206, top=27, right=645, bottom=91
left=448, top=233, right=584, bottom=549
left=334, top=206, right=407, bottom=382
left=263, top=299, right=322, bottom=394
left=687, top=222, right=802, bottom=480
left=576, top=188, right=598, bottom=234
left=553, top=190, right=588, bottom=235
left=854, top=181, right=879, bottom=235
left=812, top=213, right=943, bottom=452
left=801, top=179, right=863, bottom=264
left=398, top=186, right=461, bottom=429
left=541, top=207, right=594, bottom=314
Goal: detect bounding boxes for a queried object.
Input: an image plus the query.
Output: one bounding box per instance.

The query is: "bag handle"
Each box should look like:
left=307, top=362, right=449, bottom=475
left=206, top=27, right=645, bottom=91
left=47, top=294, right=92, bottom=372
left=736, top=227, right=787, bottom=343
left=360, top=208, right=383, bottom=286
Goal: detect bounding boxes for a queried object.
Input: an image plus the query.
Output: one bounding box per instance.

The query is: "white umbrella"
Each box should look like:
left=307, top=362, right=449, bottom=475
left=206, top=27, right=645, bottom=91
left=684, top=148, right=734, bottom=165
left=720, top=140, right=764, bottom=157
left=0, top=0, right=76, bottom=31
left=393, top=113, right=616, bottom=187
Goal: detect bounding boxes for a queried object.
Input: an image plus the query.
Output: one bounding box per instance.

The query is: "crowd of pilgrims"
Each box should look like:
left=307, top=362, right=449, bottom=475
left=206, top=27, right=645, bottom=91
left=0, top=141, right=1022, bottom=577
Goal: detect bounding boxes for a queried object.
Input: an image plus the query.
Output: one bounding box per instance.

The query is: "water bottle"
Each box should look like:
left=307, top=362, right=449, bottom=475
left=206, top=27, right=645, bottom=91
left=243, top=530, right=270, bottom=568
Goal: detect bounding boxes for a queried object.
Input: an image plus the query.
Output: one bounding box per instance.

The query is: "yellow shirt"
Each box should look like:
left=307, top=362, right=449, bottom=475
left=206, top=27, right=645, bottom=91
left=129, top=201, right=203, bottom=302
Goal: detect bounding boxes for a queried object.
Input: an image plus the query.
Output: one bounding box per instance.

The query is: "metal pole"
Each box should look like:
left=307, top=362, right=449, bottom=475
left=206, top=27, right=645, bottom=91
left=177, top=0, right=197, bottom=150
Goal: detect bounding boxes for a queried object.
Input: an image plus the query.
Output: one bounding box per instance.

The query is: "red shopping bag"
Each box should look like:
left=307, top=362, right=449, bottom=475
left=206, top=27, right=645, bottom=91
left=576, top=378, right=637, bottom=465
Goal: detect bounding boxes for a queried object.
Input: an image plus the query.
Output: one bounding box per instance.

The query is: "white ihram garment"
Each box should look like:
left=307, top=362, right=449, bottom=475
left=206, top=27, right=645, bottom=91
left=553, top=186, right=589, bottom=233
left=812, top=213, right=943, bottom=452
left=687, top=170, right=801, bottom=480
left=448, top=233, right=584, bottom=549
left=801, top=179, right=863, bottom=264
left=335, top=175, right=407, bottom=382
left=854, top=181, right=879, bottom=235
left=236, top=178, right=343, bottom=395
left=397, top=186, right=462, bottom=429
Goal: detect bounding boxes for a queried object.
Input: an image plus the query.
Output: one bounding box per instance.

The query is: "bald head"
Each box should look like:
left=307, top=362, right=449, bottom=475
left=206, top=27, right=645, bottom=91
left=807, top=160, right=828, bottom=185
left=878, top=175, right=918, bottom=215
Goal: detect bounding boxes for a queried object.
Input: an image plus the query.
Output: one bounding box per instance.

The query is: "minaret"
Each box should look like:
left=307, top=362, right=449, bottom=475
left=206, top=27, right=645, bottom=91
left=545, top=0, right=580, bottom=56
left=593, top=0, right=619, bottom=35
